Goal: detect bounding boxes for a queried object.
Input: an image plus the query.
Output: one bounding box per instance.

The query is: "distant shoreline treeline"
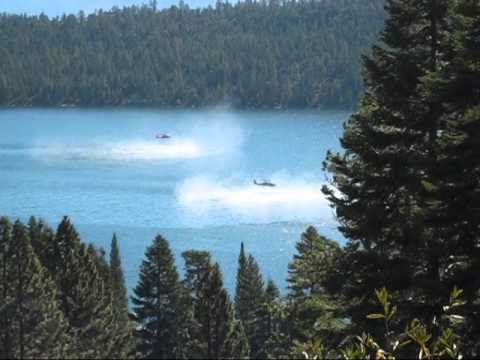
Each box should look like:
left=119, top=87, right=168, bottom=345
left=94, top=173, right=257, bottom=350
left=0, top=0, right=385, bottom=109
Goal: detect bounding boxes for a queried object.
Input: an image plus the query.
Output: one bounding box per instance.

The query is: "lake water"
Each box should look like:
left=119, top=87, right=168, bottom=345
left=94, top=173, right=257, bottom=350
left=0, top=108, right=348, bottom=294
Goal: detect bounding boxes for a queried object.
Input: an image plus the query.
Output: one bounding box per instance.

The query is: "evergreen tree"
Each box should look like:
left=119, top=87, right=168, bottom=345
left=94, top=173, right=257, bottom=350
left=49, top=216, right=83, bottom=299
left=182, top=250, right=249, bottom=359
left=287, top=226, right=341, bottom=297
left=76, top=243, right=118, bottom=358
left=132, top=235, right=186, bottom=359
left=109, top=233, right=136, bottom=358
left=182, top=250, right=212, bottom=297
left=181, top=250, right=212, bottom=357
left=234, top=243, right=265, bottom=357
left=322, top=0, right=451, bottom=335
left=27, top=216, right=55, bottom=265
left=421, top=0, right=480, bottom=354
left=262, top=297, right=292, bottom=359
left=110, top=233, right=128, bottom=314
left=252, top=279, right=281, bottom=359
left=265, top=279, right=280, bottom=303
left=195, top=262, right=249, bottom=359
left=224, top=318, right=250, bottom=360
left=49, top=216, right=116, bottom=358
left=234, top=242, right=248, bottom=320
left=245, top=254, right=267, bottom=356
left=287, top=227, right=345, bottom=346
left=0, top=217, right=70, bottom=359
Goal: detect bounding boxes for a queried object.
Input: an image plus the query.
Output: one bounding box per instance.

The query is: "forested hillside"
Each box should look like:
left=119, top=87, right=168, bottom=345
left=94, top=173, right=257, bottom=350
left=0, top=0, right=385, bottom=108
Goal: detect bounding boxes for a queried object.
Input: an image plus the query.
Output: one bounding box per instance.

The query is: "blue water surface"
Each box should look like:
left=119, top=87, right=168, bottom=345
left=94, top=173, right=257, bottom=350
left=0, top=108, right=348, bottom=293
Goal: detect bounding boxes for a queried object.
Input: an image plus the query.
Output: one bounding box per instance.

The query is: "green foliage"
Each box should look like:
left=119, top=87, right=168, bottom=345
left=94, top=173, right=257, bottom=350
left=1, top=2, right=479, bottom=350
left=321, top=0, right=480, bottom=351
left=288, top=226, right=342, bottom=297
left=27, top=216, right=55, bottom=265
left=0, top=0, right=385, bottom=109
left=360, top=287, right=464, bottom=360
left=109, top=234, right=136, bottom=358
left=299, top=287, right=465, bottom=360
left=0, top=216, right=136, bottom=359
left=234, top=243, right=266, bottom=357
left=0, top=212, right=476, bottom=360
left=287, top=227, right=346, bottom=348
left=0, top=217, right=71, bottom=359
left=192, top=260, right=249, bottom=359
left=419, top=1, right=480, bottom=352
left=48, top=218, right=118, bottom=358
left=1, top=0, right=479, bottom=357
left=366, top=288, right=397, bottom=323
left=265, top=279, right=280, bottom=302
left=132, top=235, right=187, bottom=359
left=234, top=242, right=249, bottom=320
left=110, top=234, right=128, bottom=315
left=292, top=338, right=329, bottom=360
left=262, top=300, right=292, bottom=359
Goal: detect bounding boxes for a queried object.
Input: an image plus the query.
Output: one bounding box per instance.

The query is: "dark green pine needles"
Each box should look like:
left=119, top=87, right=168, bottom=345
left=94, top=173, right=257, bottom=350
left=234, top=243, right=267, bottom=358
left=0, top=216, right=136, bottom=359
left=421, top=0, right=480, bottom=351
left=182, top=250, right=249, bottom=359
left=132, top=235, right=187, bottom=359
left=0, top=218, right=70, bottom=359
left=322, top=0, right=480, bottom=353
left=286, top=227, right=345, bottom=350
left=109, top=234, right=136, bottom=358
left=323, top=0, right=451, bottom=327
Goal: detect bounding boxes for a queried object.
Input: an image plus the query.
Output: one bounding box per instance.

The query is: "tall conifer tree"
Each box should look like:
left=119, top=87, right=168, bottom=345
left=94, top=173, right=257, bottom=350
left=110, top=233, right=128, bottom=314
left=181, top=250, right=212, bottom=357
left=287, top=226, right=341, bottom=297
left=251, top=279, right=281, bottom=358
left=75, top=243, right=118, bottom=358
left=183, top=250, right=249, bottom=359
left=287, top=227, right=345, bottom=346
left=265, top=279, right=280, bottom=302
left=195, top=263, right=249, bottom=359
left=234, top=242, right=248, bottom=320
left=109, top=233, right=136, bottom=358
left=132, top=235, right=187, bottom=359
left=27, top=216, right=55, bottom=265
left=234, top=244, right=265, bottom=357
left=49, top=216, right=116, bottom=358
left=322, top=0, right=450, bottom=331
left=0, top=218, right=71, bottom=359
left=182, top=250, right=212, bottom=296
left=421, top=0, right=480, bottom=353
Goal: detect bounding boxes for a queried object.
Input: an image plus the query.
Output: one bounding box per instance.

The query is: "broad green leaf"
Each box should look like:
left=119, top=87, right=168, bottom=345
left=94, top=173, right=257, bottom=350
left=367, top=313, right=385, bottom=319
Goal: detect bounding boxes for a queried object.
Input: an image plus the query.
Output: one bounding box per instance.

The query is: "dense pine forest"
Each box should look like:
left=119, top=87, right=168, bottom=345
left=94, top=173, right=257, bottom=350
left=0, top=0, right=385, bottom=109
left=1, top=0, right=480, bottom=358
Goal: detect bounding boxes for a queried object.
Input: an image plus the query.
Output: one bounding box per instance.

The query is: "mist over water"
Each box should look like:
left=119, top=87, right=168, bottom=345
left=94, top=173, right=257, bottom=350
left=0, top=108, right=347, bottom=292
left=24, top=139, right=207, bottom=161
left=177, top=174, right=332, bottom=224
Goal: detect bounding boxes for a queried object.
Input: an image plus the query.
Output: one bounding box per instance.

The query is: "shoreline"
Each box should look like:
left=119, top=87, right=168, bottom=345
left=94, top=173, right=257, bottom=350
left=0, top=103, right=355, bottom=112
